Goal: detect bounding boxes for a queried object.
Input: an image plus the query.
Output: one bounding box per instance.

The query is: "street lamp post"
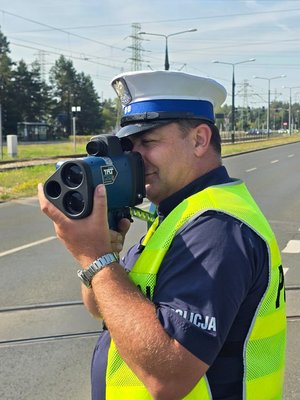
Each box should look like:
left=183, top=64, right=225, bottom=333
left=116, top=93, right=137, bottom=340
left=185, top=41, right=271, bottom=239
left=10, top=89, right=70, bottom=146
left=254, top=75, right=286, bottom=136
left=139, top=29, right=197, bottom=70
left=213, top=58, right=255, bottom=143
left=71, top=106, right=81, bottom=152
left=282, top=86, right=300, bottom=135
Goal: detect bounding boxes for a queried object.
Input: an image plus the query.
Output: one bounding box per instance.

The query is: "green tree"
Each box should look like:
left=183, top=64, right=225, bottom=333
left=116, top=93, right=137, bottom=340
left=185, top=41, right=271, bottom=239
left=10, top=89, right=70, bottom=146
left=75, top=72, right=103, bottom=135
left=100, top=98, right=118, bottom=134
left=0, top=28, right=15, bottom=135
left=49, top=55, right=78, bottom=135
left=28, top=60, right=53, bottom=123
left=11, top=60, right=52, bottom=124
left=49, top=55, right=103, bottom=135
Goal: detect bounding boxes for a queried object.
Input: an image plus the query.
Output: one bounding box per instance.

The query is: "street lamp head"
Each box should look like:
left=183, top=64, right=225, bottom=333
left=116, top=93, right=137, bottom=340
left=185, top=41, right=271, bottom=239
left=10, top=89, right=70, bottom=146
left=282, top=85, right=300, bottom=90
left=213, top=58, right=255, bottom=66
left=254, top=74, right=286, bottom=81
left=139, top=29, right=197, bottom=38
left=138, top=29, right=197, bottom=70
left=212, top=60, right=232, bottom=66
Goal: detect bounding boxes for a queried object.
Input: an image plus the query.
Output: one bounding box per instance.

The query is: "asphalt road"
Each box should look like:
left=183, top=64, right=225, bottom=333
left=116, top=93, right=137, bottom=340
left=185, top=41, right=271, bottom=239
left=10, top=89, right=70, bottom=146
left=0, top=142, right=299, bottom=399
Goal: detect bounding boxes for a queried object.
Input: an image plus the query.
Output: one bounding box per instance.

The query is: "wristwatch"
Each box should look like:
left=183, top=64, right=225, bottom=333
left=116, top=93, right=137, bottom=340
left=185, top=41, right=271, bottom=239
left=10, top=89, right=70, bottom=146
left=77, top=252, right=119, bottom=288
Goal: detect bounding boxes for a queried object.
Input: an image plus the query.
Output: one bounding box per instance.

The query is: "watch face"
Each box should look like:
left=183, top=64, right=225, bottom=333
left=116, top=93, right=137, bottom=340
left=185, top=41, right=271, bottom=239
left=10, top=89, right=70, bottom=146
left=77, top=269, right=91, bottom=288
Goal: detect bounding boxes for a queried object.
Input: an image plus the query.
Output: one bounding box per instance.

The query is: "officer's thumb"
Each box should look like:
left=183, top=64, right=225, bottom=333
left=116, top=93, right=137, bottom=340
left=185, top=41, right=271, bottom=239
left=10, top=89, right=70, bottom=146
left=92, top=184, right=108, bottom=225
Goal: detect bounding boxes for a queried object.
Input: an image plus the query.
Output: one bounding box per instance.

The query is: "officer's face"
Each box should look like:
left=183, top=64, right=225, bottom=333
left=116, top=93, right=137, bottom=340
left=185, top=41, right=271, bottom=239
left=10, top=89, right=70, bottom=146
left=129, top=123, right=201, bottom=205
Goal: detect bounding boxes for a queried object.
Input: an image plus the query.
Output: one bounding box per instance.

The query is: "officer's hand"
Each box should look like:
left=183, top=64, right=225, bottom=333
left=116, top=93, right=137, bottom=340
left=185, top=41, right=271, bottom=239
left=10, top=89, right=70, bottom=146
left=109, top=217, right=131, bottom=253
left=38, top=183, right=112, bottom=268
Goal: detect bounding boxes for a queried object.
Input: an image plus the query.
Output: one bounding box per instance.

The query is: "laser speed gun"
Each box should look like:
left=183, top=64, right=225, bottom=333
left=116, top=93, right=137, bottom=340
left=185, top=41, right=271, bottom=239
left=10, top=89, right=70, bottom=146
left=43, top=134, right=146, bottom=229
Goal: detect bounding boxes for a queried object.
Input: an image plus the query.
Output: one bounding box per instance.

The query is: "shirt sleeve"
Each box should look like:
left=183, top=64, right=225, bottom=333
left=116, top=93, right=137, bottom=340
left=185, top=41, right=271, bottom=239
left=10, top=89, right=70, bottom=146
left=153, top=212, right=268, bottom=365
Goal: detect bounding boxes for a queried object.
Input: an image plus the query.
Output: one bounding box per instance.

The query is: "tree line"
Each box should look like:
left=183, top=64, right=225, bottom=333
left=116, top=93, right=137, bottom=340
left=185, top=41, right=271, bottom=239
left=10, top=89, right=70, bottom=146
left=0, top=28, right=118, bottom=139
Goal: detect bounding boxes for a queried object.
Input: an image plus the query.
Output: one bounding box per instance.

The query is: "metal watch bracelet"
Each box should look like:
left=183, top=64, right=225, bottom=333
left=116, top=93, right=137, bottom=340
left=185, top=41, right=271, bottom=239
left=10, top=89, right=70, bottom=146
left=77, top=252, right=119, bottom=288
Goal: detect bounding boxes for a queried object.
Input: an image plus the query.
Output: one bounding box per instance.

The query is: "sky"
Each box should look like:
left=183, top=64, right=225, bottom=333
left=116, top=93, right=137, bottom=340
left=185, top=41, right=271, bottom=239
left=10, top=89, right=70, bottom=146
left=1, top=0, right=300, bottom=108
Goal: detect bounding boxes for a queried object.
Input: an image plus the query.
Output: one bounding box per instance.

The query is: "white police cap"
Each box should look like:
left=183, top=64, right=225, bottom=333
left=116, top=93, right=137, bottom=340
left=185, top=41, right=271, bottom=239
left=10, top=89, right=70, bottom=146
left=111, top=70, right=227, bottom=138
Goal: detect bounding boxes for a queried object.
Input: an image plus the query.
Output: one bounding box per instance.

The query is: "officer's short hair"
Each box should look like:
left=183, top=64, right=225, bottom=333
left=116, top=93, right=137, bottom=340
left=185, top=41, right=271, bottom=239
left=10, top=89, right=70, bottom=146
left=176, top=119, right=221, bottom=155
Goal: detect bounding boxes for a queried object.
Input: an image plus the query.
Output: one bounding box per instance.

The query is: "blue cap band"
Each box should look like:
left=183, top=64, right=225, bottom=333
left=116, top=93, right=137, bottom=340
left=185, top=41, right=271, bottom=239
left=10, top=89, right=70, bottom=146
left=123, top=99, right=214, bottom=121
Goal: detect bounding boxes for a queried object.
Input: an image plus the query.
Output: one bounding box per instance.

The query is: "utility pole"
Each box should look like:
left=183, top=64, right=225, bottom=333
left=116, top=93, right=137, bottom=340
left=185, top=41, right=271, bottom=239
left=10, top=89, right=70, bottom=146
left=254, top=75, right=286, bottom=136
left=242, top=80, right=250, bottom=131
left=213, top=58, right=256, bottom=143
left=282, top=86, right=300, bottom=135
left=71, top=106, right=81, bottom=152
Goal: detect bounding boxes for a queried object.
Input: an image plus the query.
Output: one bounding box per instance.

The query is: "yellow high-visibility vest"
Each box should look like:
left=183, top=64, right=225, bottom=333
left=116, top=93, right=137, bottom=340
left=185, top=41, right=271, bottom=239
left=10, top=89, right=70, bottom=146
left=105, top=180, right=286, bottom=399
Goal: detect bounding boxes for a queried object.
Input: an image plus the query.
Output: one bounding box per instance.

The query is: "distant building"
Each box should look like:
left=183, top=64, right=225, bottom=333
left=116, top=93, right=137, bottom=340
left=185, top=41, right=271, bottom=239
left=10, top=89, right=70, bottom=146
left=17, top=122, right=53, bottom=141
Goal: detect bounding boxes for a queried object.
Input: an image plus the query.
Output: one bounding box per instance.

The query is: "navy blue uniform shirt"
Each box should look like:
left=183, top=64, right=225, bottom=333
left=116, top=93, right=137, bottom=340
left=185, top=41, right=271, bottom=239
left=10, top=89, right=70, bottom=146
left=91, top=166, right=268, bottom=400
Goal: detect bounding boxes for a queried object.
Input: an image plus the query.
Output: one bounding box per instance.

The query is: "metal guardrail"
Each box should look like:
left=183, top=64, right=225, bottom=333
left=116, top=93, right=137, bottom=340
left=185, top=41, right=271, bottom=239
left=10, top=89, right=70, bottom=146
left=221, top=130, right=285, bottom=143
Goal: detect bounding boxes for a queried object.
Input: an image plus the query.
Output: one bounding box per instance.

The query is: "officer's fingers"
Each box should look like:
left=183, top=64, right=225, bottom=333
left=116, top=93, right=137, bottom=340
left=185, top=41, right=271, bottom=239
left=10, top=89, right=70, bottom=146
left=110, top=218, right=130, bottom=252
left=118, top=218, right=131, bottom=238
left=110, top=230, right=124, bottom=252
left=37, top=183, right=67, bottom=226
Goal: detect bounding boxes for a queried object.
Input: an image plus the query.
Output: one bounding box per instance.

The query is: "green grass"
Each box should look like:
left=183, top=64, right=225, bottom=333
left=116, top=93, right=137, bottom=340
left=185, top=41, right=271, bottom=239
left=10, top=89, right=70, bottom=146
left=222, top=134, right=300, bottom=156
left=0, top=137, right=91, bottom=202
left=1, top=134, right=300, bottom=202
left=0, top=137, right=90, bottom=160
left=0, top=164, right=55, bottom=201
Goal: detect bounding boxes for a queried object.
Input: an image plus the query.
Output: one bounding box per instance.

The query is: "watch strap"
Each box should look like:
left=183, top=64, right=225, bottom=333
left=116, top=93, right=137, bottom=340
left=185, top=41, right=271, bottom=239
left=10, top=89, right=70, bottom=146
left=77, top=252, right=119, bottom=288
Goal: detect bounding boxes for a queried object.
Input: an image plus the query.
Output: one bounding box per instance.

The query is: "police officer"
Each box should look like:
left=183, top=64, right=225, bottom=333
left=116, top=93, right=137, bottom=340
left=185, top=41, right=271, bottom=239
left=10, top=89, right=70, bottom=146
left=38, top=70, right=286, bottom=400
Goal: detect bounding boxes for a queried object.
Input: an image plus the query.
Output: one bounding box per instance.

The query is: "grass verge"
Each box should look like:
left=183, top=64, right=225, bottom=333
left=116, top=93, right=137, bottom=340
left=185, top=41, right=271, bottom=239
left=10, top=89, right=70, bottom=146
left=0, top=137, right=89, bottom=160
left=0, top=165, right=54, bottom=201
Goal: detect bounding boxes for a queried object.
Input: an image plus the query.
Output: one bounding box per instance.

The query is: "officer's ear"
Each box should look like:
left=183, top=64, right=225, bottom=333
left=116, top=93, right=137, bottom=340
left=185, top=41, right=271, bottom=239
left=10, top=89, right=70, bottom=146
left=193, top=123, right=212, bottom=156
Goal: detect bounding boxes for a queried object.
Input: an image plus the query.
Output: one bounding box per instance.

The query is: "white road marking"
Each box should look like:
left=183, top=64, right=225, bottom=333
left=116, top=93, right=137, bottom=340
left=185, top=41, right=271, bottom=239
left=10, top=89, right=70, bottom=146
left=282, top=240, right=300, bottom=254
left=0, top=236, right=57, bottom=257
left=270, top=159, right=279, bottom=164
left=246, top=167, right=257, bottom=172
left=288, top=154, right=294, bottom=158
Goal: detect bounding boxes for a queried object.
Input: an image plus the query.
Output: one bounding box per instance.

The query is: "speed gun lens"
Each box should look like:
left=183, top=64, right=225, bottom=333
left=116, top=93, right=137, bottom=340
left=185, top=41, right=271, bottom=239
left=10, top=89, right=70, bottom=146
left=62, top=163, right=84, bottom=188
left=63, top=191, right=85, bottom=215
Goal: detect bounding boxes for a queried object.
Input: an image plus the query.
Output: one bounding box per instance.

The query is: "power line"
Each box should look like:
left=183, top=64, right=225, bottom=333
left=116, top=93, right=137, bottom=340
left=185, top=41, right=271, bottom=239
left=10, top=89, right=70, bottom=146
left=3, top=7, right=300, bottom=67
left=10, top=41, right=121, bottom=70
left=9, top=37, right=125, bottom=68
left=0, top=9, right=126, bottom=52
left=6, top=7, right=300, bottom=32
left=166, top=36, right=300, bottom=57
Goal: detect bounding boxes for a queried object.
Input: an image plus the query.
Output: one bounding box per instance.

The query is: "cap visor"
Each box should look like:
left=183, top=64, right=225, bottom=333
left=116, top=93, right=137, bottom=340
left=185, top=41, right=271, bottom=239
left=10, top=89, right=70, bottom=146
left=116, top=121, right=173, bottom=138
